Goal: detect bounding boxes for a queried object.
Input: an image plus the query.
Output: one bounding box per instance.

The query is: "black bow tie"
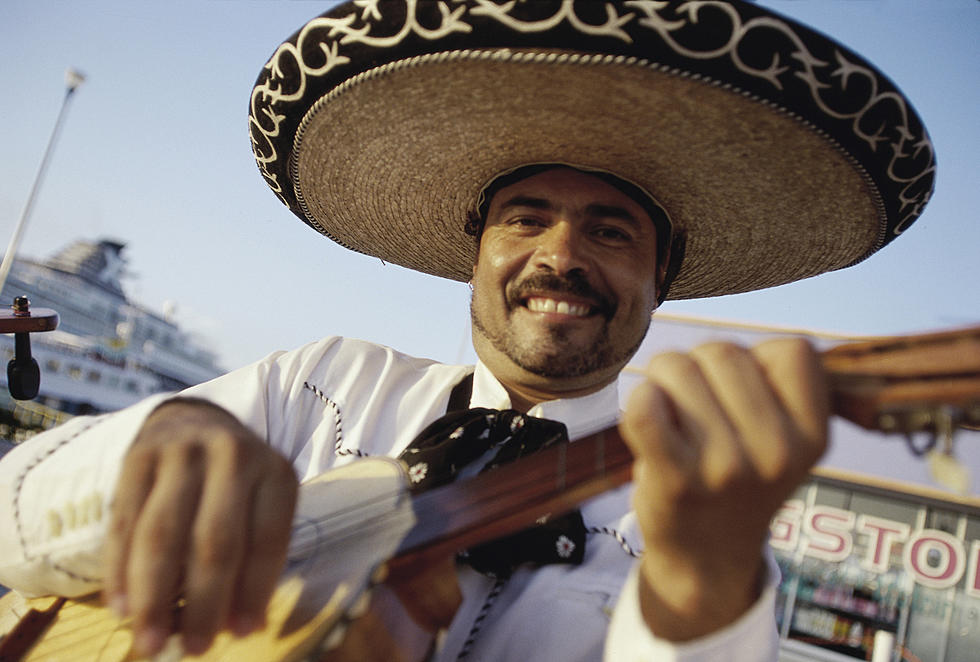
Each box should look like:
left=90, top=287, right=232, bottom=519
left=398, top=404, right=587, bottom=577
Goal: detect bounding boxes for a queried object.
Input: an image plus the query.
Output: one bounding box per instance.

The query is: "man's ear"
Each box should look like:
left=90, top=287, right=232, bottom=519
left=655, top=230, right=686, bottom=305
left=655, top=259, right=668, bottom=305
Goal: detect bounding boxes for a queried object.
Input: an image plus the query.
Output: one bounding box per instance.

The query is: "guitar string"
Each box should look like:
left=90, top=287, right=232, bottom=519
left=22, top=503, right=406, bottom=660
left=19, top=600, right=132, bottom=661
left=36, top=514, right=411, bottom=660
left=288, top=483, right=413, bottom=563
left=4, top=486, right=412, bottom=659
left=288, top=436, right=587, bottom=562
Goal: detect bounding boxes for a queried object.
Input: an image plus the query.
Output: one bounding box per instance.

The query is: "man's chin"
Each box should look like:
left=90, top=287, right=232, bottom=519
left=507, top=340, right=613, bottom=380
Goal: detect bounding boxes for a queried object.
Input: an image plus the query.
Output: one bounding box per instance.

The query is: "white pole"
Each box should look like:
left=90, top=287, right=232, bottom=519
left=0, top=68, right=86, bottom=293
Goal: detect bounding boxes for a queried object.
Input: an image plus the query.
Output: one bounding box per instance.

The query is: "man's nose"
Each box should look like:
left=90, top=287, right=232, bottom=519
left=533, top=222, right=588, bottom=275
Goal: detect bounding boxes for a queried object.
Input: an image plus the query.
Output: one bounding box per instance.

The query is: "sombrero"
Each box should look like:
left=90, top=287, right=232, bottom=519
left=248, top=0, right=934, bottom=300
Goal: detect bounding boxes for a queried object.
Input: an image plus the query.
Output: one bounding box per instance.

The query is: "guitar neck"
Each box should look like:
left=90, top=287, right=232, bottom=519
left=394, top=426, right=631, bottom=570
left=393, top=325, right=980, bottom=572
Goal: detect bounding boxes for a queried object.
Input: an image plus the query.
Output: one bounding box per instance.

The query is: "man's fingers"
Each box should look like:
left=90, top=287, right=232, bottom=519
left=623, top=339, right=832, bottom=641
left=624, top=340, right=829, bottom=491
left=103, top=400, right=297, bottom=657
left=751, top=338, right=830, bottom=465
left=690, top=342, right=796, bottom=481
left=628, top=351, right=746, bottom=489
left=126, top=445, right=205, bottom=655
left=179, top=434, right=254, bottom=653
left=178, top=436, right=297, bottom=653
left=621, top=375, right=696, bottom=474
left=229, top=459, right=298, bottom=635
left=103, top=444, right=157, bottom=613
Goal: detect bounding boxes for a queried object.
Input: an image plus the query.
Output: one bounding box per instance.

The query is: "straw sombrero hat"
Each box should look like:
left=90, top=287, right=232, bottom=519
left=248, top=0, right=934, bottom=300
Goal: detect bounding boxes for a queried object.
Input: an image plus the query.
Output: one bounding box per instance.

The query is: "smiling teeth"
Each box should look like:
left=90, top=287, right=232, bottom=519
left=527, top=298, right=589, bottom=316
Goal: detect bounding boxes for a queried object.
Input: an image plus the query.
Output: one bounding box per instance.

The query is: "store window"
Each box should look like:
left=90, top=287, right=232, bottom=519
left=771, top=471, right=980, bottom=662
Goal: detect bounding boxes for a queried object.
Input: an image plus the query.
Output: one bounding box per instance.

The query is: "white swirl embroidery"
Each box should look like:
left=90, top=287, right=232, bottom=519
left=471, top=0, right=636, bottom=42
left=631, top=3, right=819, bottom=89
left=249, top=0, right=473, bottom=199
left=806, top=50, right=934, bottom=231
left=628, top=1, right=933, bottom=231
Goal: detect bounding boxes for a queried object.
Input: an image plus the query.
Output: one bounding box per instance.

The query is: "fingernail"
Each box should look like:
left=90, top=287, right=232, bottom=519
left=231, top=612, right=260, bottom=637
left=135, top=625, right=168, bottom=657
left=108, top=593, right=128, bottom=619
left=183, top=633, right=211, bottom=655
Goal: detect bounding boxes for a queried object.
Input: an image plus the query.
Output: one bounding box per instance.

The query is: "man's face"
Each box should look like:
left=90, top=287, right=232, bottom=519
left=470, top=167, right=664, bottom=392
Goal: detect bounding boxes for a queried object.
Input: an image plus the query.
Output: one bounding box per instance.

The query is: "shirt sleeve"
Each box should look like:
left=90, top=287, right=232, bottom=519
left=604, top=552, right=780, bottom=662
left=0, top=394, right=172, bottom=597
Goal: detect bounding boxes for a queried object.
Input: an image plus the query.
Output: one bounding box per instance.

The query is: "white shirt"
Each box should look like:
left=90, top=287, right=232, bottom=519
left=0, top=336, right=778, bottom=661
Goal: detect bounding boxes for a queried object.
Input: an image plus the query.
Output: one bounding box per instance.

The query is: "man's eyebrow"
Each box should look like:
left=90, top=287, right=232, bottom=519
left=497, top=194, right=554, bottom=212
left=584, top=203, right=643, bottom=226
left=497, top=196, right=641, bottom=225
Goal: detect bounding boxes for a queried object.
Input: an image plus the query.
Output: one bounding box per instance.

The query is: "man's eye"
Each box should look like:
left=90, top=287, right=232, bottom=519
left=511, top=217, right=543, bottom=227
left=594, top=227, right=630, bottom=241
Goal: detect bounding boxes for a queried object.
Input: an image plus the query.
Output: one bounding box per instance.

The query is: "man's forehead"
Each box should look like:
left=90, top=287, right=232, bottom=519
left=491, top=189, right=652, bottom=230
left=486, top=166, right=665, bottom=227
left=486, top=165, right=657, bottom=212
left=493, top=168, right=638, bottom=201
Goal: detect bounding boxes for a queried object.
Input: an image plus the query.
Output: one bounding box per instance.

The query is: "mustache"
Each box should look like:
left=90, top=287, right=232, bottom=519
left=508, top=271, right=615, bottom=318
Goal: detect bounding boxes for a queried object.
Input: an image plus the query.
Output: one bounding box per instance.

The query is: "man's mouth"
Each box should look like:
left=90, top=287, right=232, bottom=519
left=508, top=271, right=615, bottom=320
left=524, top=297, right=592, bottom=317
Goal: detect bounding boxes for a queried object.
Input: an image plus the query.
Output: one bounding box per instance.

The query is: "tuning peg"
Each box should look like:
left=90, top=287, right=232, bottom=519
left=322, top=619, right=349, bottom=652
left=7, top=307, right=41, bottom=399
left=926, top=407, right=972, bottom=494
left=928, top=451, right=971, bottom=495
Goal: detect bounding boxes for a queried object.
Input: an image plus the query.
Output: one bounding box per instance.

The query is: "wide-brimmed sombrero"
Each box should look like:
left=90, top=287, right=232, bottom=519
left=249, top=0, right=934, bottom=300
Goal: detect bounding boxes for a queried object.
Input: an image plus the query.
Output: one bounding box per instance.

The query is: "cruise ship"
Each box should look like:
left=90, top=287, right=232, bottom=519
left=0, top=239, right=224, bottom=441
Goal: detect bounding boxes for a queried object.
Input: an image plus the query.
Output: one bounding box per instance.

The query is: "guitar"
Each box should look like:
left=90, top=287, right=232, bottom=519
left=1, top=326, right=978, bottom=661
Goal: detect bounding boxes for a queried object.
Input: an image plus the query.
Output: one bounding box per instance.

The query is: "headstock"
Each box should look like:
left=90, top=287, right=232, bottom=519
left=0, top=297, right=59, bottom=400
left=822, top=325, right=980, bottom=492
left=823, top=325, right=980, bottom=432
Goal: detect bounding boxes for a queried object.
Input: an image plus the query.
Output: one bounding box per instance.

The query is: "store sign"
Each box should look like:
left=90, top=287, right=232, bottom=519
left=771, top=500, right=980, bottom=595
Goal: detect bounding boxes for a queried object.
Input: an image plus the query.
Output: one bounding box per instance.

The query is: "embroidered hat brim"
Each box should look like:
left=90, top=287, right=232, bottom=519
left=249, top=0, right=934, bottom=300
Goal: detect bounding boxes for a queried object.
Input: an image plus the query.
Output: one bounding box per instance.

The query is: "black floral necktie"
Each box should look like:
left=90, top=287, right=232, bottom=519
left=397, top=375, right=587, bottom=577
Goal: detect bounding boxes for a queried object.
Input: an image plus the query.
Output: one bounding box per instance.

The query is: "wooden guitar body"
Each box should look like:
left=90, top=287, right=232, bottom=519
left=0, top=459, right=417, bottom=662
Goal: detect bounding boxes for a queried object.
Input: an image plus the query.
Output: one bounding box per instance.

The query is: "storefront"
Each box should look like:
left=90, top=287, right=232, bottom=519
left=772, top=468, right=980, bottom=662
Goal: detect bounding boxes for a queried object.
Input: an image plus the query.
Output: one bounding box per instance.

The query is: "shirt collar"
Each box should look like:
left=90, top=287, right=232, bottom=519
left=469, top=361, right=621, bottom=442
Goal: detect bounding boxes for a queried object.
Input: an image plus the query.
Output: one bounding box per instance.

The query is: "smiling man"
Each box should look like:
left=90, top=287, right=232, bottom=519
left=470, top=166, right=665, bottom=404
left=0, top=2, right=935, bottom=661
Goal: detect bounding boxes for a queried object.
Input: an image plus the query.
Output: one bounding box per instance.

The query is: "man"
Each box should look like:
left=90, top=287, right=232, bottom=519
left=0, top=1, right=934, bottom=660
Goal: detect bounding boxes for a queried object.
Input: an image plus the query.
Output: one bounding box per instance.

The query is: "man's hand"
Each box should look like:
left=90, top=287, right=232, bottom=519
left=103, top=398, right=298, bottom=657
left=620, top=338, right=828, bottom=641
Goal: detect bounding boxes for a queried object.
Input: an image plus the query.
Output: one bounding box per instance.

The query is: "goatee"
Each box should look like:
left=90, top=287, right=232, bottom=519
left=470, top=272, right=647, bottom=379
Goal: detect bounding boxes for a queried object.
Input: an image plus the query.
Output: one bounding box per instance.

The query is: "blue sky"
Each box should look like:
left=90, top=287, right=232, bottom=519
left=2, top=1, right=976, bottom=369
left=2, top=1, right=977, bottom=489
left=2, top=0, right=975, bottom=371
